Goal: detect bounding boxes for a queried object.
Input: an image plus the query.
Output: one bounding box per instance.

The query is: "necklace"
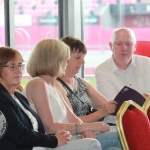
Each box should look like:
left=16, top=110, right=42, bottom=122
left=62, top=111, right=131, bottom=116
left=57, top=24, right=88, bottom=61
left=69, top=78, right=77, bottom=91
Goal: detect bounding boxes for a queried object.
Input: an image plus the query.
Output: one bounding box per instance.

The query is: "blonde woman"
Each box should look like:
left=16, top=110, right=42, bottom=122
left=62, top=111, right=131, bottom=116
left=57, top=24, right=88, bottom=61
left=23, top=39, right=122, bottom=150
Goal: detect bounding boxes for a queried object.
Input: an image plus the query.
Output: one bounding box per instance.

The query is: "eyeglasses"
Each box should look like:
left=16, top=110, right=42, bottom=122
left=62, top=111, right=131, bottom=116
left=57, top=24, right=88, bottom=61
left=2, top=64, right=25, bottom=71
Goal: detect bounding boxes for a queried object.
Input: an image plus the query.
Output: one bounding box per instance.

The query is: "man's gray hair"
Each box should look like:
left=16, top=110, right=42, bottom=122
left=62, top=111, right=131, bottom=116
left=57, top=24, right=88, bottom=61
left=110, top=27, right=136, bottom=44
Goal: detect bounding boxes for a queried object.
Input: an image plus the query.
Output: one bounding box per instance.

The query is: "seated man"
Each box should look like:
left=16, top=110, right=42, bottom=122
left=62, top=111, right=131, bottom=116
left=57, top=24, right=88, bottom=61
left=95, top=27, right=150, bottom=100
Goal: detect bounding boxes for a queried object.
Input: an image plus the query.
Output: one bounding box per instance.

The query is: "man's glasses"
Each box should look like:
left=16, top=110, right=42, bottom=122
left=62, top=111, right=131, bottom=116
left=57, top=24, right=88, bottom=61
left=2, top=64, right=25, bottom=71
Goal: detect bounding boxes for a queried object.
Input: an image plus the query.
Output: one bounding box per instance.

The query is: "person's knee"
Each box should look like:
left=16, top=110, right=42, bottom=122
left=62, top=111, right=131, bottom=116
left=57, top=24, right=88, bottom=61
left=88, top=139, right=102, bottom=150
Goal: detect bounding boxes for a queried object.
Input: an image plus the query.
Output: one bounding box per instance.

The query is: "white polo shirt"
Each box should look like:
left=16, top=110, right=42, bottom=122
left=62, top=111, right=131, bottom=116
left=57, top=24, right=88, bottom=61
left=95, top=54, right=150, bottom=100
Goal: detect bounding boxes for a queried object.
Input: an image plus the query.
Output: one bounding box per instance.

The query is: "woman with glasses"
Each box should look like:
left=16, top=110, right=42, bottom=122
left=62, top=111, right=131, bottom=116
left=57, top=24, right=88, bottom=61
left=23, top=39, right=122, bottom=150
left=0, top=46, right=102, bottom=150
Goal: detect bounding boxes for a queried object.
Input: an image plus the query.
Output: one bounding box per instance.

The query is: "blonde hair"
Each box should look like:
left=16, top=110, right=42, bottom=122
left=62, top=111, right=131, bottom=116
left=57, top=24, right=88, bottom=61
left=27, top=39, right=70, bottom=77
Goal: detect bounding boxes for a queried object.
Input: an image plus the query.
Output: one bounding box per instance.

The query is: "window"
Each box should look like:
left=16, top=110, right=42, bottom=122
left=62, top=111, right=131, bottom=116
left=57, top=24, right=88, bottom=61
left=83, top=0, right=150, bottom=85
left=3, top=0, right=150, bottom=85
left=0, top=0, right=5, bottom=46
left=14, top=0, right=58, bottom=61
left=13, top=0, right=59, bottom=86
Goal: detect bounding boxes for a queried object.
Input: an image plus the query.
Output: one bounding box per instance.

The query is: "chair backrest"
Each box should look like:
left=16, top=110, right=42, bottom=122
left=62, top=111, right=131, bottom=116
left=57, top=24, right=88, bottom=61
left=134, top=41, right=150, bottom=57
left=142, top=97, right=150, bottom=120
left=116, top=100, right=150, bottom=150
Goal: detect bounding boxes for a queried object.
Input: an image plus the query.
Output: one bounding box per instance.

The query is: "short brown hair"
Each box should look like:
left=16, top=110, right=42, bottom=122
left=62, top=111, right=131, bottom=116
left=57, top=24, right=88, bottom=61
left=0, top=47, right=23, bottom=77
left=27, top=39, right=70, bottom=77
left=60, top=36, right=87, bottom=54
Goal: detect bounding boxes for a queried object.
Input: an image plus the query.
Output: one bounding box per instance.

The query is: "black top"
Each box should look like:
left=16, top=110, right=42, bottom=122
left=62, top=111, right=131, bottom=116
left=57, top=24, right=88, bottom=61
left=0, top=83, right=58, bottom=150
left=58, top=76, right=92, bottom=116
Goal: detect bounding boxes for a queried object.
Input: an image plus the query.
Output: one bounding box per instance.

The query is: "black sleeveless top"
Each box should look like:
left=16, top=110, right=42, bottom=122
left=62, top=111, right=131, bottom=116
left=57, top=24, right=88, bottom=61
left=61, top=76, right=92, bottom=116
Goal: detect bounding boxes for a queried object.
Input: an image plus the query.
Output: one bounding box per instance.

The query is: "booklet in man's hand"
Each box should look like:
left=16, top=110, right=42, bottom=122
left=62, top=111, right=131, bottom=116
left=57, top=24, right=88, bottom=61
left=103, top=86, right=146, bottom=124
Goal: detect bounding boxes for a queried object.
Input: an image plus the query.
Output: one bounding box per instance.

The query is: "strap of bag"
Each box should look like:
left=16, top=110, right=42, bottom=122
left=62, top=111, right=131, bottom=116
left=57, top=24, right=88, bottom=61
left=57, top=77, right=90, bottom=107
left=57, top=77, right=81, bottom=101
left=57, top=78, right=105, bottom=119
left=57, top=78, right=107, bottom=123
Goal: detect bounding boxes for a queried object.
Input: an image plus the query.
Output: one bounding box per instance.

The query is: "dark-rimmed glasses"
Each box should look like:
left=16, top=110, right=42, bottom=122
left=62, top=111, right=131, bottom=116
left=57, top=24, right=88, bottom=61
left=2, top=64, right=25, bottom=71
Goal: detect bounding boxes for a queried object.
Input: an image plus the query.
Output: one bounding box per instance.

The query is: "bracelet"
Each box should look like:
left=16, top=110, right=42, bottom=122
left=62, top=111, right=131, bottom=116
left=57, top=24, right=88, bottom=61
left=75, top=123, right=82, bottom=135
left=75, top=123, right=78, bottom=135
left=78, top=123, right=82, bottom=133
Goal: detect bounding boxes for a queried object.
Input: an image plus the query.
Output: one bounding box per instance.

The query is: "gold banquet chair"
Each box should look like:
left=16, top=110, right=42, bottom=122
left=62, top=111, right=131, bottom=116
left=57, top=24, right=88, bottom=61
left=116, top=100, right=150, bottom=150
left=142, top=97, right=150, bottom=120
